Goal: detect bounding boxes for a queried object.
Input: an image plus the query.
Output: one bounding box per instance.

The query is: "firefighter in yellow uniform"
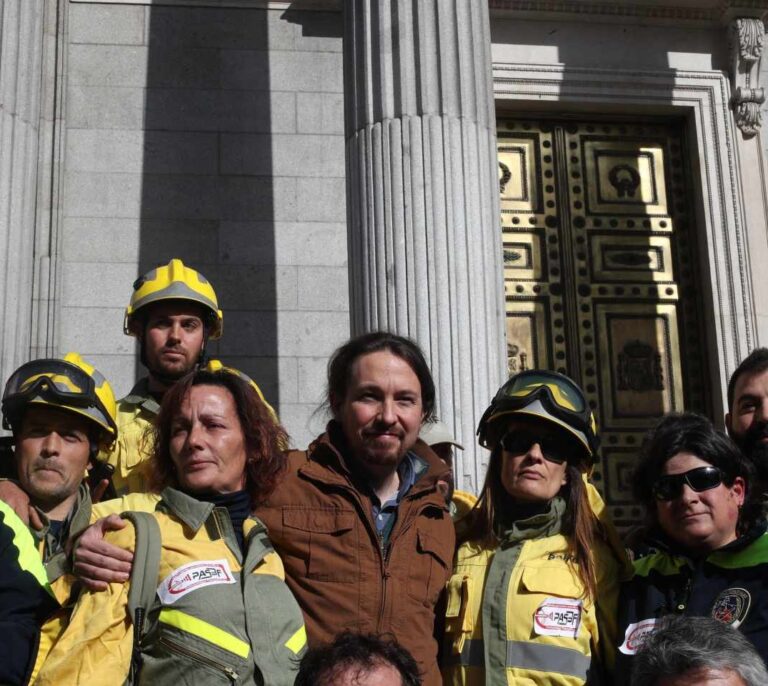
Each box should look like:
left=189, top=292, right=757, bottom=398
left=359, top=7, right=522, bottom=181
left=442, top=370, right=629, bottom=685
left=37, top=364, right=305, bottom=686
left=1, top=353, right=119, bottom=681
left=103, top=259, right=274, bottom=496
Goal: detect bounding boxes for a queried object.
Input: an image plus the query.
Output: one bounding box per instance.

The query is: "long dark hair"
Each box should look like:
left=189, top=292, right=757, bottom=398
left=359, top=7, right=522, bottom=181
left=325, top=331, right=436, bottom=422
left=149, top=369, right=288, bottom=508
left=460, top=443, right=602, bottom=601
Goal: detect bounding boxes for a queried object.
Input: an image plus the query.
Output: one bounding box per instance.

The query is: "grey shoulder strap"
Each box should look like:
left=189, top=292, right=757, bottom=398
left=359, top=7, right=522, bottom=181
left=121, top=511, right=161, bottom=686
left=122, top=511, right=161, bottom=636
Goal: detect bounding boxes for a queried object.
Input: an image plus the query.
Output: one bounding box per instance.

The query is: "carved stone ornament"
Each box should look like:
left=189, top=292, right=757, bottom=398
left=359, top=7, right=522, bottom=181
left=729, top=18, right=766, bottom=137
left=617, top=340, right=664, bottom=392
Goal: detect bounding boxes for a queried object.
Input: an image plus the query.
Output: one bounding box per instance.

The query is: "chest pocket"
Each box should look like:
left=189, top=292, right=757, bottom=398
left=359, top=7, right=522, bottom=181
left=405, top=527, right=453, bottom=607
left=520, top=564, right=585, bottom=599
left=121, top=420, right=155, bottom=469
left=282, top=508, right=358, bottom=582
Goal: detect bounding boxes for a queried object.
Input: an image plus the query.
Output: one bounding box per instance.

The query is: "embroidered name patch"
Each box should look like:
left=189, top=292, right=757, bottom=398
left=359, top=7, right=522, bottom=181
left=158, top=559, right=236, bottom=605
left=619, top=618, right=658, bottom=655
left=533, top=597, right=582, bottom=638
left=712, top=587, right=752, bottom=629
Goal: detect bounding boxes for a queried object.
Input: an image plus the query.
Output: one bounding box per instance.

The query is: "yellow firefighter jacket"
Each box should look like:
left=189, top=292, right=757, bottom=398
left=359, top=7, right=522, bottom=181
left=442, top=498, right=625, bottom=686
left=36, top=487, right=306, bottom=685
left=29, top=482, right=92, bottom=682
left=99, top=379, right=159, bottom=496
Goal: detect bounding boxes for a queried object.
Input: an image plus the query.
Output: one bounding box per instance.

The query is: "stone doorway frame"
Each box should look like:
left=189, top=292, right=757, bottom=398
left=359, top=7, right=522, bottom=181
left=492, top=63, right=757, bottom=417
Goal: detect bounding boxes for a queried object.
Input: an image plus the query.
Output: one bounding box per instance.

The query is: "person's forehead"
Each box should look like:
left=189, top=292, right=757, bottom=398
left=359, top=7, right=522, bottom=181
left=181, top=383, right=236, bottom=411
left=349, top=351, right=420, bottom=387
left=733, top=368, right=768, bottom=401
left=661, top=451, right=713, bottom=474
left=145, top=300, right=205, bottom=320
left=20, top=404, right=91, bottom=433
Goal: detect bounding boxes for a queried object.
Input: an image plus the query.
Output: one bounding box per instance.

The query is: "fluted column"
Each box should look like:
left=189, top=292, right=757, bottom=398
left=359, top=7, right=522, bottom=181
left=0, top=0, right=47, bottom=387
left=344, top=0, right=506, bottom=491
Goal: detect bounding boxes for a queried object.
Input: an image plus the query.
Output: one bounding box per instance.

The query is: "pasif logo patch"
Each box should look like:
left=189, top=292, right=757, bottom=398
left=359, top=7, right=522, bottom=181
left=619, top=618, right=658, bottom=655
left=158, top=559, right=236, bottom=605
left=533, top=597, right=582, bottom=638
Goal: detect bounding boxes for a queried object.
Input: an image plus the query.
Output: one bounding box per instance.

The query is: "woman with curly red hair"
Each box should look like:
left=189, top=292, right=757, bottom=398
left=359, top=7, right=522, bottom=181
left=37, top=366, right=306, bottom=686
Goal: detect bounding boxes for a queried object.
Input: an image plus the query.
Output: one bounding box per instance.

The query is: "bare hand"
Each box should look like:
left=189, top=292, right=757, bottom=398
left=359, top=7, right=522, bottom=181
left=0, top=480, right=43, bottom=530
left=73, top=515, right=134, bottom=591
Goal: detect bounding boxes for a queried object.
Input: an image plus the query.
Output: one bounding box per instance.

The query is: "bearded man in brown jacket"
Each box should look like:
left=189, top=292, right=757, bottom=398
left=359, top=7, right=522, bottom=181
left=256, top=332, right=455, bottom=686
left=61, top=331, right=454, bottom=685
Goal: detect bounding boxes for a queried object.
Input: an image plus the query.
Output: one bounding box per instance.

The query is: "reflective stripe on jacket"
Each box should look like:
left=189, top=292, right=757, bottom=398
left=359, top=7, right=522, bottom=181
left=442, top=498, right=624, bottom=686
left=36, top=487, right=306, bottom=685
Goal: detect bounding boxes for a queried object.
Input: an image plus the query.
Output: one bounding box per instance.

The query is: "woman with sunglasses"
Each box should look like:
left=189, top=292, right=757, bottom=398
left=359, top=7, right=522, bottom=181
left=442, top=370, right=627, bottom=686
left=615, top=411, right=768, bottom=680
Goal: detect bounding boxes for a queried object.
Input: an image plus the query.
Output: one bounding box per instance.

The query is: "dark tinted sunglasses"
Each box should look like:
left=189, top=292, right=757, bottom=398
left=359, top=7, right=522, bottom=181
left=500, top=430, right=569, bottom=465
left=652, top=466, right=724, bottom=501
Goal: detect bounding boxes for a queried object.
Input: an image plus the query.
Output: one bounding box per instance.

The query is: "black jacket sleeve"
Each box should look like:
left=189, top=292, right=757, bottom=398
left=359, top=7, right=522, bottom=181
left=0, top=509, right=58, bottom=685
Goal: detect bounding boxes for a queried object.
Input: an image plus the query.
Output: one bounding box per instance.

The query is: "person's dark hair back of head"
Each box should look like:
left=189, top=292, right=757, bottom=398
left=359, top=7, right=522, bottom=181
left=295, top=631, right=422, bottom=686
left=728, top=348, right=768, bottom=411
left=633, top=411, right=754, bottom=509
left=326, top=331, right=436, bottom=422
left=631, top=615, right=768, bottom=686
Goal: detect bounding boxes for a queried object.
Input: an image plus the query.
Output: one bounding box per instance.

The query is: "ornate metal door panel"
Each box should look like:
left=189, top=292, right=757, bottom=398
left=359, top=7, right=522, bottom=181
left=498, top=119, right=709, bottom=529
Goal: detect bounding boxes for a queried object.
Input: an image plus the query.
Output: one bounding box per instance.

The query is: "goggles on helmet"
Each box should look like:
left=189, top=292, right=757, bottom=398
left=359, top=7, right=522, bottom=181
left=477, top=370, right=598, bottom=461
left=2, top=359, right=117, bottom=443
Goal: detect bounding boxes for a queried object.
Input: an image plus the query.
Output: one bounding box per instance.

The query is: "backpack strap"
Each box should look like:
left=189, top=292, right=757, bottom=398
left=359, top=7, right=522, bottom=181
left=121, top=511, right=161, bottom=685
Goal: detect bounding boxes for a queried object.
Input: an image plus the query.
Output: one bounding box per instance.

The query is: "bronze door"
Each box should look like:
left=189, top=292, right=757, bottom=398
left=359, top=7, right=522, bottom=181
left=498, top=118, right=709, bottom=529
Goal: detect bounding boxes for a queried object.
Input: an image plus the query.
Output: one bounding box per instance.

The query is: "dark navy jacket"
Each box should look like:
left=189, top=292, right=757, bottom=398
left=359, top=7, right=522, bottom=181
left=0, top=504, right=58, bottom=685
left=615, top=520, right=768, bottom=682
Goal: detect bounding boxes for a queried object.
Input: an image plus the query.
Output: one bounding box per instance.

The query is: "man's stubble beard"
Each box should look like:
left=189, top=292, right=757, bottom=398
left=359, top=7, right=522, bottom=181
left=738, top=423, right=768, bottom=488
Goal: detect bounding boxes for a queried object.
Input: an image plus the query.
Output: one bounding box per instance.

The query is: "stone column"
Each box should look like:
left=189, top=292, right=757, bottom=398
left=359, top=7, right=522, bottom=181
left=0, top=0, right=47, bottom=387
left=344, top=0, right=506, bottom=491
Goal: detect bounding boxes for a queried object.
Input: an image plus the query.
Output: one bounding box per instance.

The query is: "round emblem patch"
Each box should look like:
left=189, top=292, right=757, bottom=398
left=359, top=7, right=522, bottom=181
left=711, top=587, right=751, bottom=628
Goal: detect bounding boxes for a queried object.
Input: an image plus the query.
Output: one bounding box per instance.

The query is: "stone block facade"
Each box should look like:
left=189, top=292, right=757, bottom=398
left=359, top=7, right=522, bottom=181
left=61, top=2, right=349, bottom=449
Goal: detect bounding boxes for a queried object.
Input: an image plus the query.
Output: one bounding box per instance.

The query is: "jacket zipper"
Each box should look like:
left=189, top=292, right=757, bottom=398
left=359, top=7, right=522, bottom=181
left=158, top=636, right=239, bottom=683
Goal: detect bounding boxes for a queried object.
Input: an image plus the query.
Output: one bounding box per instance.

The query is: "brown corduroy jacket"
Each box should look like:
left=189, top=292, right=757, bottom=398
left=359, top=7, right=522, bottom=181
left=256, top=422, right=455, bottom=686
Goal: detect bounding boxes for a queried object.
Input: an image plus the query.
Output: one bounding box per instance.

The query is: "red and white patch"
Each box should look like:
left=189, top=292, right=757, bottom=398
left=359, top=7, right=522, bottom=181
left=158, top=559, right=236, bottom=605
left=619, top=618, right=658, bottom=655
left=532, top=597, right=582, bottom=638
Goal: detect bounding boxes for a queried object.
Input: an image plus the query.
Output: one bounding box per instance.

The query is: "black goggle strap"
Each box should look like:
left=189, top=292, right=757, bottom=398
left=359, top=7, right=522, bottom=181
left=653, top=466, right=723, bottom=500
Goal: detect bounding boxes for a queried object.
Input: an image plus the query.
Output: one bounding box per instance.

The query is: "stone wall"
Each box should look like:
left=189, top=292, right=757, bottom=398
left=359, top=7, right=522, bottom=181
left=60, top=1, right=349, bottom=448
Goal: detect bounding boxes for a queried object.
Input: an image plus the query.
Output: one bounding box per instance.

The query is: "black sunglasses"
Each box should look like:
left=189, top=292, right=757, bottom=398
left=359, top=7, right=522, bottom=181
left=500, top=430, right=569, bottom=465
left=652, top=466, right=724, bottom=501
